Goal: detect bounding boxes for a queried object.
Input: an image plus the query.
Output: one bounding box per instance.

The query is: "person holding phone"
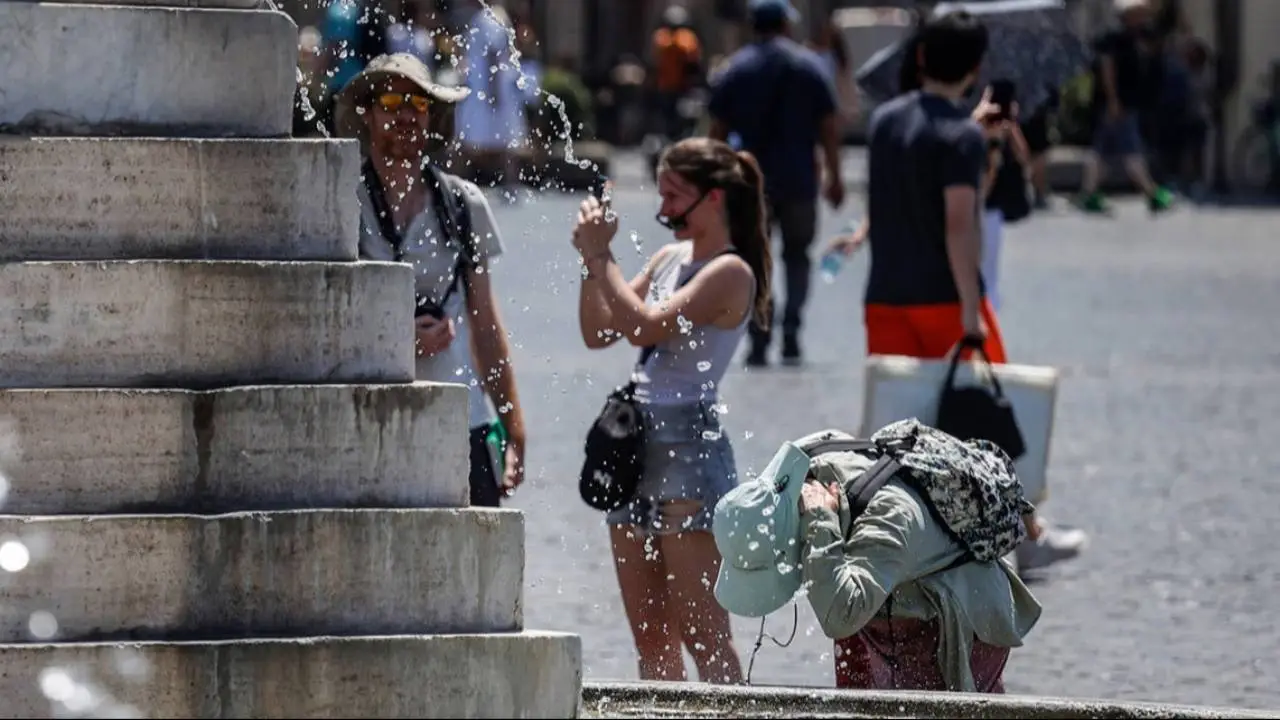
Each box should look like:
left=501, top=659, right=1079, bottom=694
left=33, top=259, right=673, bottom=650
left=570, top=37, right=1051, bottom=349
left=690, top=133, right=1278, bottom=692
left=980, top=79, right=1034, bottom=313
left=574, top=137, right=773, bottom=685
left=335, top=53, right=528, bottom=508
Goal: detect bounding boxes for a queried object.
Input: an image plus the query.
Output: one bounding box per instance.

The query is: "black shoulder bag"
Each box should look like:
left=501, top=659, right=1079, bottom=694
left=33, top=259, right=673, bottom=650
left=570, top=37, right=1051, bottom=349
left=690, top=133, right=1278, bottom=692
left=361, top=160, right=475, bottom=319
left=578, top=249, right=735, bottom=512
left=935, top=337, right=1027, bottom=461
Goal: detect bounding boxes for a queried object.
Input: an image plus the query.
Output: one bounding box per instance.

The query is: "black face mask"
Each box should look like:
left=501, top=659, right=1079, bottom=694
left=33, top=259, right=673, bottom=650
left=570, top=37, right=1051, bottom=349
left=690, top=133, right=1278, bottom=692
left=656, top=191, right=711, bottom=232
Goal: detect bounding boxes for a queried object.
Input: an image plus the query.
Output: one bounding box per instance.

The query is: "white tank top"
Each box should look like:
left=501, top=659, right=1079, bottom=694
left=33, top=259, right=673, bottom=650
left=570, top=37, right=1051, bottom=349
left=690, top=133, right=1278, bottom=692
left=633, top=242, right=752, bottom=406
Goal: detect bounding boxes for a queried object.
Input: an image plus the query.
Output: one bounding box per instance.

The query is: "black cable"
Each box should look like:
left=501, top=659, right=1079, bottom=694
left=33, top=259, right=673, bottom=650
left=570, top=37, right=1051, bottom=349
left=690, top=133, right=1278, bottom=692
left=745, top=603, right=799, bottom=685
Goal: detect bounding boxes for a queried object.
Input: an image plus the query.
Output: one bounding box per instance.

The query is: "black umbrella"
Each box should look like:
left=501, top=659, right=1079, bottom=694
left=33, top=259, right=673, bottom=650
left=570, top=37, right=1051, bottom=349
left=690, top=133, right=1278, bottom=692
left=854, top=0, right=1092, bottom=115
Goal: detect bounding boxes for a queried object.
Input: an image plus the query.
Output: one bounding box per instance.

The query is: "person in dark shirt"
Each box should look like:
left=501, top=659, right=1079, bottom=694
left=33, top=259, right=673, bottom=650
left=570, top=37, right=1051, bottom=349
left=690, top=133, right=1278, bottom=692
left=859, top=11, right=1006, bottom=362
left=1076, top=0, right=1174, bottom=214
left=708, top=0, right=845, bottom=367
left=827, top=11, right=1088, bottom=578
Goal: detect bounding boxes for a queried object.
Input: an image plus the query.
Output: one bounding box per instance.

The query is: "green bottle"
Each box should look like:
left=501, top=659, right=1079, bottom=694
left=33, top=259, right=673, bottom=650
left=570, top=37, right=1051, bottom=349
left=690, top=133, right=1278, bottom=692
left=485, top=418, right=508, bottom=476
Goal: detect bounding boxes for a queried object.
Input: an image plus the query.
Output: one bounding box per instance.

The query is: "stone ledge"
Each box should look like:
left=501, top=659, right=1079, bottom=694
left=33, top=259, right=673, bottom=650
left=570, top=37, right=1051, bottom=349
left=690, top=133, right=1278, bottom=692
left=0, top=383, right=469, bottom=514
left=582, top=681, right=1274, bottom=719
left=0, top=4, right=296, bottom=137
left=0, top=632, right=582, bottom=718
left=0, top=260, right=415, bottom=389
left=0, top=137, right=360, bottom=262
left=0, top=509, right=525, bottom=642
left=37, top=0, right=258, bottom=7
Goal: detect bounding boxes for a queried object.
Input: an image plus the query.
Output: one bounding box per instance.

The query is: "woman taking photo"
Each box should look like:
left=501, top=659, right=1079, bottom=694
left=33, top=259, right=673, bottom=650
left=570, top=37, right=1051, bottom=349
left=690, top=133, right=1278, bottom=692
left=572, top=137, right=771, bottom=684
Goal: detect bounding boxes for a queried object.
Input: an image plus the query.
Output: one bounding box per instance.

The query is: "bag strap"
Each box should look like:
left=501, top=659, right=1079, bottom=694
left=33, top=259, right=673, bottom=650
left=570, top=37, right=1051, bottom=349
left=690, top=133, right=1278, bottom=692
left=942, top=335, right=1009, bottom=400
left=362, top=160, right=474, bottom=309
left=844, top=454, right=902, bottom=521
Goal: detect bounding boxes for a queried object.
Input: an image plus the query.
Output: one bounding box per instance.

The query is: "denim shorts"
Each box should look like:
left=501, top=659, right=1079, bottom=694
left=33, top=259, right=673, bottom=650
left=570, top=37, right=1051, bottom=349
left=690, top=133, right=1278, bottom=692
left=1093, top=113, right=1145, bottom=158
left=605, top=400, right=739, bottom=535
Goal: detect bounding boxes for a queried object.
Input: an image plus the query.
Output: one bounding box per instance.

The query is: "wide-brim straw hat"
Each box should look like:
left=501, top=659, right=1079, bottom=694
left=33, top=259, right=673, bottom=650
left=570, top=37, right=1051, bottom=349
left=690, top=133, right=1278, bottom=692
left=334, top=53, right=471, bottom=152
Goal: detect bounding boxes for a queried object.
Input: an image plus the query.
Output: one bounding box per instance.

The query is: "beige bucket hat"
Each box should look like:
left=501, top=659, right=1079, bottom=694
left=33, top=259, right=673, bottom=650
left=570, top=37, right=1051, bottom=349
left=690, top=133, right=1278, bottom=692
left=333, top=53, right=471, bottom=151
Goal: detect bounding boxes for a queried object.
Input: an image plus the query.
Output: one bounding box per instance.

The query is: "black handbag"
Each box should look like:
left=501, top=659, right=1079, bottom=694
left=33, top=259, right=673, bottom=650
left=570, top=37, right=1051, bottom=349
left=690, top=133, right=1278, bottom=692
left=579, top=345, right=657, bottom=511
left=935, top=336, right=1027, bottom=461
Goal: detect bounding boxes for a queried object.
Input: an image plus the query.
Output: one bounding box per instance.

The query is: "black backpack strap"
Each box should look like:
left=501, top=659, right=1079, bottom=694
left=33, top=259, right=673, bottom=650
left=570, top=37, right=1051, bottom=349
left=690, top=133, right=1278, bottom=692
left=423, top=167, right=475, bottom=309
left=362, top=161, right=478, bottom=310
left=844, top=455, right=902, bottom=522
left=360, top=158, right=407, bottom=261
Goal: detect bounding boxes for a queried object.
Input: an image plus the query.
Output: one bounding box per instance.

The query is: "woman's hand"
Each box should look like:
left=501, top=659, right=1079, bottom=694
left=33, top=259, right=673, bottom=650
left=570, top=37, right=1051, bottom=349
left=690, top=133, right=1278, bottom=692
left=826, top=225, right=867, bottom=257
left=573, top=195, right=619, bottom=257
left=414, top=315, right=455, bottom=358
left=799, top=480, right=841, bottom=515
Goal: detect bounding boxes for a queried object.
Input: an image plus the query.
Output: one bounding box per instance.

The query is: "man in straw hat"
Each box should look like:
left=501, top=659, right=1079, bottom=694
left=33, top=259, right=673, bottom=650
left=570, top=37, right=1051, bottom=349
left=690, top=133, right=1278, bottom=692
left=335, top=53, right=528, bottom=507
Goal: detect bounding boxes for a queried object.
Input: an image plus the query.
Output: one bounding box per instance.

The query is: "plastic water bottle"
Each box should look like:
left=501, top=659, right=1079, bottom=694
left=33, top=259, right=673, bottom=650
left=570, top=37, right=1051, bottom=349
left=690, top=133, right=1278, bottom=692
left=820, top=249, right=847, bottom=284
left=820, top=219, right=861, bottom=284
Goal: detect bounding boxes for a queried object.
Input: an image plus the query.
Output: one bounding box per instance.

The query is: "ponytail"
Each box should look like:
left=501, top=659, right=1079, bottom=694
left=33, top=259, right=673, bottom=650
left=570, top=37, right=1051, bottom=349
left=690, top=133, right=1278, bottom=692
left=655, top=138, right=773, bottom=329
left=729, top=151, right=773, bottom=330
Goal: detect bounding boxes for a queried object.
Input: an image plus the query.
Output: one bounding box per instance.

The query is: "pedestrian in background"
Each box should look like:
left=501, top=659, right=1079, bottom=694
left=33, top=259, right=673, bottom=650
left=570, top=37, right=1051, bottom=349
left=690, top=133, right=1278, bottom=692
left=708, top=0, right=845, bottom=368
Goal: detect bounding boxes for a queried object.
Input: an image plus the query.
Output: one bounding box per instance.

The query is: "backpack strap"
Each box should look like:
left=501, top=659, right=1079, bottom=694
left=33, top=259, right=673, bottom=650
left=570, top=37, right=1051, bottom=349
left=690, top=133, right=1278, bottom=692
left=361, top=161, right=476, bottom=309
left=844, top=454, right=903, bottom=520
left=424, top=166, right=476, bottom=310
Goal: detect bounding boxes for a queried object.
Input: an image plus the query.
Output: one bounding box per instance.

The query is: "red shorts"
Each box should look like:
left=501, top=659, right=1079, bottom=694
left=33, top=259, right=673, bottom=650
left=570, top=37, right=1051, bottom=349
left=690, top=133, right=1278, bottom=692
left=864, top=299, right=1007, bottom=363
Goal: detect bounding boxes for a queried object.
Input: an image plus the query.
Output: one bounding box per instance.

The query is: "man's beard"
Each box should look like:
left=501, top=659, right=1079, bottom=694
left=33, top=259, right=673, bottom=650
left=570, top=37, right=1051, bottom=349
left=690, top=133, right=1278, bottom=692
left=372, top=124, right=428, bottom=161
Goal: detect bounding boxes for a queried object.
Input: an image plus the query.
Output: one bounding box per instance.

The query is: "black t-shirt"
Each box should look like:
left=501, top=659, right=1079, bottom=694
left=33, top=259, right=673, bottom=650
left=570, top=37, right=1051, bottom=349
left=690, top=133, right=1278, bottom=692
left=1092, top=29, right=1160, bottom=112
left=864, top=91, right=987, bottom=306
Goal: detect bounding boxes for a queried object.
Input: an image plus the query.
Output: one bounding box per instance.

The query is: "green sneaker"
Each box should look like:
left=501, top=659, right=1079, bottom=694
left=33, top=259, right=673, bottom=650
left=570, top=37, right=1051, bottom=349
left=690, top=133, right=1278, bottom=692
left=1148, top=186, right=1175, bottom=213
left=1076, top=192, right=1110, bottom=214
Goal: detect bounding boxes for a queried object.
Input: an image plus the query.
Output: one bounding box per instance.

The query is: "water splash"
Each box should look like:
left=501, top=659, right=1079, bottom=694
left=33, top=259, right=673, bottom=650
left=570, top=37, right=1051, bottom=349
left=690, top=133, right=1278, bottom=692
left=473, top=0, right=596, bottom=175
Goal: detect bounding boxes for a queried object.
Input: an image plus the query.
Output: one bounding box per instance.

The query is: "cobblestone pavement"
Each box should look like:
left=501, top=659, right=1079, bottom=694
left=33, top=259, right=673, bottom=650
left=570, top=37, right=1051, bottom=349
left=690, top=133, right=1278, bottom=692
left=483, top=179, right=1280, bottom=711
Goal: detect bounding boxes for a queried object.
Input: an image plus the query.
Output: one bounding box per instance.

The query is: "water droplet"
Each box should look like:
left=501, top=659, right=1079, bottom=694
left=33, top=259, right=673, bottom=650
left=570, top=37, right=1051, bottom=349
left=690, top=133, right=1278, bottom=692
left=28, top=611, right=57, bottom=639
left=0, top=539, right=30, bottom=572
left=696, top=360, right=712, bottom=372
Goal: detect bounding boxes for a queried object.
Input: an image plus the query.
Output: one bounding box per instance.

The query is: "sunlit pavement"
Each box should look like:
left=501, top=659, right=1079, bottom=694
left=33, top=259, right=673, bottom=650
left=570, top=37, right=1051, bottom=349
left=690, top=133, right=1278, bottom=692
left=482, top=176, right=1280, bottom=710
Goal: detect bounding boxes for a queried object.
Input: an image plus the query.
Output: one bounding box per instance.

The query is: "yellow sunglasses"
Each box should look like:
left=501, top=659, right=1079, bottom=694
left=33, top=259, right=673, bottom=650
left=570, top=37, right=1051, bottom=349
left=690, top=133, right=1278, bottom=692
left=377, top=93, right=431, bottom=112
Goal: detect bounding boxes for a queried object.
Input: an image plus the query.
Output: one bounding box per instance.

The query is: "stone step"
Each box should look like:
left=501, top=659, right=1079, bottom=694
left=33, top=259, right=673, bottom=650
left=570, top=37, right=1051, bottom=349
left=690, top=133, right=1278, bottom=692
left=0, top=4, right=295, bottom=137
left=0, top=509, right=523, bottom=643
left=0, top=261, right=414, bottom=389
left=39, top=0, right=257, bottom=8
left=0, top=632, right=582, bottom=718
left=0, top=384, right=468, bottom=514
left=0, top=138, right=359, bottom=262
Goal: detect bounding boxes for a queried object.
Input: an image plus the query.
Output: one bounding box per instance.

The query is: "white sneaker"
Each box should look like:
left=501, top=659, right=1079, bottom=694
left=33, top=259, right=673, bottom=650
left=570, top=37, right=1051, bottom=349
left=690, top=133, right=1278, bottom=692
left=1016, top=523, right=1088, bottom=572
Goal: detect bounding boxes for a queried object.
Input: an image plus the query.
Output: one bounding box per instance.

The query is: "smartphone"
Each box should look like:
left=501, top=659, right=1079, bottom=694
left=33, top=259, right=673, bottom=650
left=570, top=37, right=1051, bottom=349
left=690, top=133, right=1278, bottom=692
left=990, top=80, right=1016, bottom=121
left=590, top=175, right=611, bottom=201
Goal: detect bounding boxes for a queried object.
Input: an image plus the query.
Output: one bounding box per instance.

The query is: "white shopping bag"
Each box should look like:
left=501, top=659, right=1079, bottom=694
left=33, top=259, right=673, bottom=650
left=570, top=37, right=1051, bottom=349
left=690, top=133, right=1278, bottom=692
left=860, top=354, right=1059, bottom=505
